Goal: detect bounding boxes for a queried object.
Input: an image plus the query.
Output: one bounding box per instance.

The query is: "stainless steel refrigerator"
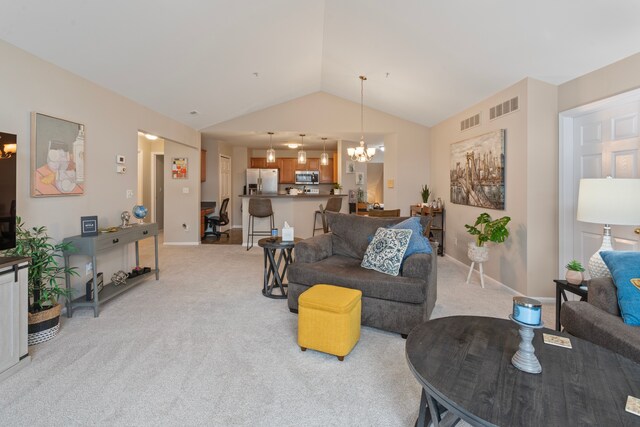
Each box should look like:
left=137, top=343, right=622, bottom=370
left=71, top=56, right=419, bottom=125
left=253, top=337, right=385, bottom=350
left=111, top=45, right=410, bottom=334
left=246, top=168, right=279, bottom=194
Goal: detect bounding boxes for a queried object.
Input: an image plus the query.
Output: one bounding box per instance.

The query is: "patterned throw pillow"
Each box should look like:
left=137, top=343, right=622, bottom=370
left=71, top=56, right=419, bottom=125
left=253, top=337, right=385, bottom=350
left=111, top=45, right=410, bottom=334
left=361, top=227, right=412, bottom=276
left=600, top=251, right=640, bottom=326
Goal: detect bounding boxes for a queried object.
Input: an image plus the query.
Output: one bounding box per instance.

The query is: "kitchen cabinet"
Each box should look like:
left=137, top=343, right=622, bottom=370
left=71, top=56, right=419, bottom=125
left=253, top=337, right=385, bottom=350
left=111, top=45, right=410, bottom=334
left=319, top=158, right=335, bottom=183
left=250, top=157, right=268, bottom=168
left=279, top=158, right=296, bottom=184
left=201, top=149, right=207, bottom=182
left=254, top=156, right=337, bottom=184
left=0, top=257, right=30, bottom=382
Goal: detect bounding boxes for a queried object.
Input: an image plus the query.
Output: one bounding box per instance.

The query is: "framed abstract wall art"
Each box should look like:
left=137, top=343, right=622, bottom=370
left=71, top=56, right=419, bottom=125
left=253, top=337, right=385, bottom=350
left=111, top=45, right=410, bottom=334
left=31, top=112, right=85, bottom=197
left=172, top=157, right=188, bottom=179
left=450, top=129, right=505, bottom=210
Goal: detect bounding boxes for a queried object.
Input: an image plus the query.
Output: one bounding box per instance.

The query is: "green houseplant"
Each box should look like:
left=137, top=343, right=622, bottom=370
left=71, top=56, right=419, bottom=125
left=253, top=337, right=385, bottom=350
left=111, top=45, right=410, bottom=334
left=464, top=212, right=511, bottom=264
left=3, top=217, right=78, bottom=345
left=421, top=185, right=431, bottom=205
left=332, top=182, right=343, bottom=195
left=565, top=260, right=585, bottom=285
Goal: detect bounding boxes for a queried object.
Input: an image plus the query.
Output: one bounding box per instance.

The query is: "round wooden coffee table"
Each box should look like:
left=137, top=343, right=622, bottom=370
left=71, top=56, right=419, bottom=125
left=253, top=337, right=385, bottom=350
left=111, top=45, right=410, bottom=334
left=406, top=315, right=640, bottom=426
left=258, top=237, right=302, bottom=299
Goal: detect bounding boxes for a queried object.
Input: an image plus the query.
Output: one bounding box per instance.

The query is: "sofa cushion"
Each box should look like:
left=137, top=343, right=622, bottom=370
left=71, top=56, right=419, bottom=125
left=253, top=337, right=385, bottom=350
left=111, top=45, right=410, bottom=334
left=389, top=217, right=432, bottom=258
left=600, top=251, right=640, bottom=326
left=287, top=254, right=427, bottom=304
left=361, top=227, right=412, bottom=276
left=326, top=212, right=405, bottom=259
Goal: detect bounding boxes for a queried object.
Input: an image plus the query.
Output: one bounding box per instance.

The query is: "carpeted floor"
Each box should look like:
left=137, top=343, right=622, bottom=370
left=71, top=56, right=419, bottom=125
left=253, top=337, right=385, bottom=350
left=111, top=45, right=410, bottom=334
left=0, top=242, right=553, bottom=426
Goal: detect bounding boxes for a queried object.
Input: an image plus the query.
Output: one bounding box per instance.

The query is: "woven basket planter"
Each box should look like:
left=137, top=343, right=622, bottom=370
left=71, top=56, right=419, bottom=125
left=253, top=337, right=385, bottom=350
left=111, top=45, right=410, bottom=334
left=28, top=303, right=62, bottom=346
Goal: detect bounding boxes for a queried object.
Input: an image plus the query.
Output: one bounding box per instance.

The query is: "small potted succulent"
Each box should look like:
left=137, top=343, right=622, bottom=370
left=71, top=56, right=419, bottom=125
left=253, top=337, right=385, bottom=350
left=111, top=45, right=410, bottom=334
left=332, top=183, right=342, bottom=195
left=565, top=260, right=585, bottom=285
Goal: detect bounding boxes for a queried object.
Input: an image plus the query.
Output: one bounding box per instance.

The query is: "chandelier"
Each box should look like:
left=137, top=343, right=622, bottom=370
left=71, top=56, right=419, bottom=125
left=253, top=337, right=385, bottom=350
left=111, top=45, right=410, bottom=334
left=347, top=75, right=376, bottom=162
left=297, top=134, right=307, bottom=164
left=266, top=132, right=276, bottom=163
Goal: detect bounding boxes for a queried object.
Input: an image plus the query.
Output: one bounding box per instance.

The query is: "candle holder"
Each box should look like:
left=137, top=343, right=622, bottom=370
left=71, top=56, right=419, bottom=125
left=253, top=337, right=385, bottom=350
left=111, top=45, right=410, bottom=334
left=509, top=315, right=544, bottom=374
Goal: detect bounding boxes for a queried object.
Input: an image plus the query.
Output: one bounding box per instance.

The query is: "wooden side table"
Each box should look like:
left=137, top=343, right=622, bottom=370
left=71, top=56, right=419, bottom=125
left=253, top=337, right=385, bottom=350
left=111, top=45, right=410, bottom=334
left=554, top=279, right=588, bottom=331
left=258, top=237, right=302, bottom=299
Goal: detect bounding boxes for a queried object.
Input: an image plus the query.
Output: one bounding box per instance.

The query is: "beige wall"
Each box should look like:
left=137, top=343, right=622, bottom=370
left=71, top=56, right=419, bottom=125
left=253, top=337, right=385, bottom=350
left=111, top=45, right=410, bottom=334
left=431, top=78, right=558, bottom=297
left=203, top=92, right=430, bottom=215
left=559, top=52, right=640, bottom=112
left=0, top=39, right=200, bottom=299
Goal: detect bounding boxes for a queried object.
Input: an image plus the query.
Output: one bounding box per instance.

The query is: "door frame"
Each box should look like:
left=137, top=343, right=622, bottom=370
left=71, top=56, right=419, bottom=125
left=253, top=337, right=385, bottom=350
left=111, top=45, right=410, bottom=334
left=219, top=154, right=231, bottom=231
left=150, top=152, right=163, bottom=225
left=558, top=87, right=640, bottom=277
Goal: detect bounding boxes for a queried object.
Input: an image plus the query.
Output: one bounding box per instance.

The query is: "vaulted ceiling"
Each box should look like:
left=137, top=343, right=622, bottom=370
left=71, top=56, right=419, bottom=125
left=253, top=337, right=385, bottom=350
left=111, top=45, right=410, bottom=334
left=2, top=0, right=640, bottom=136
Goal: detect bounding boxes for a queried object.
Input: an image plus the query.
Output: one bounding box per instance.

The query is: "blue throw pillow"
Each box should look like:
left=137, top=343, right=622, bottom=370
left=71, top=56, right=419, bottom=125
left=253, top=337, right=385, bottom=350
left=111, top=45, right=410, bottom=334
left=389, top=217, right=432, bottom=259
left=600, top=251, right=640, bottom=326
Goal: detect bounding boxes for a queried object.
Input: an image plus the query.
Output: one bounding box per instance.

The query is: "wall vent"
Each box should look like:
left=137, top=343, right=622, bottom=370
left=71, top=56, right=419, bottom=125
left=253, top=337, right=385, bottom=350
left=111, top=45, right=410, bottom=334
left=460, top=113, right=481, bottom=131
left=490, top=96, right=519, bottom=121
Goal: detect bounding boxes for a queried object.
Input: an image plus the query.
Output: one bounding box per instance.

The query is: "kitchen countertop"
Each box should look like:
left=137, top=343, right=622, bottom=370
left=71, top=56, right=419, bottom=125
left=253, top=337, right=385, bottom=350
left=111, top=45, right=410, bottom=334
left=239, top=193, right=347, bottom=198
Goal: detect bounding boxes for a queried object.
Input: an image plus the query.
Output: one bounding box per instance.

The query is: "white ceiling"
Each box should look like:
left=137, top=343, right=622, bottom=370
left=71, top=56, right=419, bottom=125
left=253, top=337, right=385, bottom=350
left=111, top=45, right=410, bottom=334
left=2, top=0, right=640, bottom=143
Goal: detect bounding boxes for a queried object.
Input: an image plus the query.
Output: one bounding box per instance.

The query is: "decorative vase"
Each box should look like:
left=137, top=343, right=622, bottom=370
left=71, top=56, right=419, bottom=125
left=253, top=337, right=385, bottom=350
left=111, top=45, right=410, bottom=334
left=565, top=270, right=583, bottom=285
left=467, top=242, right=489, bottom=263
left=27, top=303, right=62, bottom=346
left=334, top=189, right=341, bottom=195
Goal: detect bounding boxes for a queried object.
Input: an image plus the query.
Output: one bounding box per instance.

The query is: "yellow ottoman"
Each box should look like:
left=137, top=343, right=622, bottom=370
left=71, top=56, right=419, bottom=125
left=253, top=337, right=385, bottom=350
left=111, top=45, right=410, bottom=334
left=298, top=284, right=362, bottom=361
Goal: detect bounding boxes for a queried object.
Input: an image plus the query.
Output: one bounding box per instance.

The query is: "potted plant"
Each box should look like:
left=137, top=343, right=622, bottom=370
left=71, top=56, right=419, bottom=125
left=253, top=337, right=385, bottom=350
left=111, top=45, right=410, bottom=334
left=332, top=183, right=343, bottom=195
left=3, top=217, right=78, bottom=345
left=421, top=185, right=430, bottom=206
left=565, top=260, right=585, bottom=285
left=464, top=212, right=511, bottom=263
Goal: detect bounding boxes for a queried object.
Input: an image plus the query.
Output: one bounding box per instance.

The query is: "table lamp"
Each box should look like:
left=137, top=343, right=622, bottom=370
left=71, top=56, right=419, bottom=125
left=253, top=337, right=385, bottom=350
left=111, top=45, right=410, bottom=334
left=576, top=177, right=640, bottom=278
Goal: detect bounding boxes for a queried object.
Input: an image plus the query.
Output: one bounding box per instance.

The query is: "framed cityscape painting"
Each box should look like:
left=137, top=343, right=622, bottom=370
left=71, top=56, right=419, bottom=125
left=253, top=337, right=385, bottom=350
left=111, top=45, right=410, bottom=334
left=450, top=129, right=505, bottom=210
left=31, top=112, right=85, bottom=197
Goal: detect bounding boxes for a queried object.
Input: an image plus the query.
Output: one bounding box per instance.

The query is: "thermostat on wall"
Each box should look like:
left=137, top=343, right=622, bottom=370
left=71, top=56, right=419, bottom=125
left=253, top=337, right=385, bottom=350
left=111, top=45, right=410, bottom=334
left=116, top=155, right=126, bottom=164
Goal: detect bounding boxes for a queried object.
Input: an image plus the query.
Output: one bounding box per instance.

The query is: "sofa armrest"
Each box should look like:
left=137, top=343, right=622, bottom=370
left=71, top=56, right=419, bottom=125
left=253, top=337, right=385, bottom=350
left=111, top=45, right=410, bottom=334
left=401, top=246, right=438, bottom=320
left=588, top=277, right=620, bottom=316
left=295, top=233, right=333, bottom=263
left=561, top=301, right=640, bottom=364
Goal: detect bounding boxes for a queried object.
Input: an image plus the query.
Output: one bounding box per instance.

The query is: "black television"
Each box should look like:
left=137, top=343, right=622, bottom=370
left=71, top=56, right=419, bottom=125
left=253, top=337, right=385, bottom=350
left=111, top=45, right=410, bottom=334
left=0, top=132, right=17, bottom=251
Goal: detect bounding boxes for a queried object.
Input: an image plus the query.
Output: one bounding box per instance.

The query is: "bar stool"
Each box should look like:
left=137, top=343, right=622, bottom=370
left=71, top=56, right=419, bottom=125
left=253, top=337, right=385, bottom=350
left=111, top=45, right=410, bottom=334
left=312, top=197, right=342, bottom=236
left=247, top=198, right=274, bottom=250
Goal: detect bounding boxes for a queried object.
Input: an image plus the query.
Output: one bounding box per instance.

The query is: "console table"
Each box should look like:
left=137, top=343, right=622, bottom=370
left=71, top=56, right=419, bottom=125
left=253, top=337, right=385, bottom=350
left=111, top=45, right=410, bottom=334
left=63, top=223, right=159, bottom=317
left=406, top=316, right=640, bottom=426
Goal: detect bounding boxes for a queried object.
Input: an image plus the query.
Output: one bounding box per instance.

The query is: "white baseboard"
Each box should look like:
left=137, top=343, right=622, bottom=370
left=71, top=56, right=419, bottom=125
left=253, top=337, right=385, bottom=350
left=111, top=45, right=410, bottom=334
left=163, top=242, right=200, bottom=246
left=443, top=254, right=554, bottom=303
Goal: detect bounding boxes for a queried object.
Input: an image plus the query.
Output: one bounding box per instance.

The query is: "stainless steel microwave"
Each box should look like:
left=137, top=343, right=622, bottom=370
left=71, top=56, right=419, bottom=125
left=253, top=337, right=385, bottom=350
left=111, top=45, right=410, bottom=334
left=294, top=170, right=319, bottom=185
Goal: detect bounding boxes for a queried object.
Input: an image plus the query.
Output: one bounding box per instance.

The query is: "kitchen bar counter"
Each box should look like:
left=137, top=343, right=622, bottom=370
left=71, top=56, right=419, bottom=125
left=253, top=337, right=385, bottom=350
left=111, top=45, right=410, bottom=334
left=240, top=194, right=348, bottom=246
left=239, top=193, right=348, bottom=198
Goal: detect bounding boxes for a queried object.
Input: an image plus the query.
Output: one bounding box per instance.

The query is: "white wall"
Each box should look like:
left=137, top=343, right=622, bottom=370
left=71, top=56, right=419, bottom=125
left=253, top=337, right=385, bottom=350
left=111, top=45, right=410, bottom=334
left=231, top=146, right=249, bottom=227
left=0, top=39, right=200, bottom=299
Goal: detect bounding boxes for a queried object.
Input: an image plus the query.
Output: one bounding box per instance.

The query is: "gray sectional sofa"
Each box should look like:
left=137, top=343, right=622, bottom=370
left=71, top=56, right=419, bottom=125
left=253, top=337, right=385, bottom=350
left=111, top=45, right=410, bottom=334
left=287, top=212, right=437, bottom=336
left=561, top=276, right=640, bottom=363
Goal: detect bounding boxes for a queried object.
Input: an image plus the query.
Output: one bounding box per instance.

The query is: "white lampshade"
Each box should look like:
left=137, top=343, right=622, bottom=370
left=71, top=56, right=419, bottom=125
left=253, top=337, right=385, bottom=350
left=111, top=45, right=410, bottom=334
left=576, top=177, right=640, bottom=279
left=577, top=178, right=640, bottom=225
left=320, top=152, right=329, bottom=166
left=347, top=147, right=355, bottom=156
left=266, top=148, right=276, bottom=163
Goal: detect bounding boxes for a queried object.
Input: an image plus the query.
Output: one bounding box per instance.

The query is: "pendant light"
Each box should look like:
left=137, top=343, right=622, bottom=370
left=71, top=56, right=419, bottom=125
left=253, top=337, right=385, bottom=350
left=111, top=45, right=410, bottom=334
left=297, top=133, right=307, bottom=164
left=347, top=75, right=376, bottom=162
left=266, top=132, right=276, bottom=163
left=320, top=137, right=329, bottom=166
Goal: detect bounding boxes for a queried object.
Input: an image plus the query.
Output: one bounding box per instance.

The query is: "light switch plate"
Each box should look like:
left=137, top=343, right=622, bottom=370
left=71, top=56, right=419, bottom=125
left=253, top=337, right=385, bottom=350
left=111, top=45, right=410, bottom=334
left=116, top=155, right=126, bottom=164
left=182, top=187, right=189, bottom=194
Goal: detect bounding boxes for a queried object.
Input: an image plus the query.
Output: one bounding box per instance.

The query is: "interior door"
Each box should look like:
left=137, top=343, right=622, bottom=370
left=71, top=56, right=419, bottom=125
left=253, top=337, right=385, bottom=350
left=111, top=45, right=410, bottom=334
left=572, top=101, right=640, bottom=268
left=155, top=154, right=164, bottom=230
left=219, top=155, right=231, bottom=229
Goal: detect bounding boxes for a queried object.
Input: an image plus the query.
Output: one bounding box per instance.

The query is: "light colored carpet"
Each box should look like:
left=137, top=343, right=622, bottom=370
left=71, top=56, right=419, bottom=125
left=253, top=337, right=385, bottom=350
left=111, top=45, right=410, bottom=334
left=0, top=243, right=553, bottom=426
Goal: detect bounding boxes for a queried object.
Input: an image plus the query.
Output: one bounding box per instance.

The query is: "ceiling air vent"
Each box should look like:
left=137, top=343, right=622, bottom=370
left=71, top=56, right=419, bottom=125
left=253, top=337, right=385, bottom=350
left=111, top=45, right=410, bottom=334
left=490, top=96, right=519, bottom=121
left=460, top=113, right=481, bottom=132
